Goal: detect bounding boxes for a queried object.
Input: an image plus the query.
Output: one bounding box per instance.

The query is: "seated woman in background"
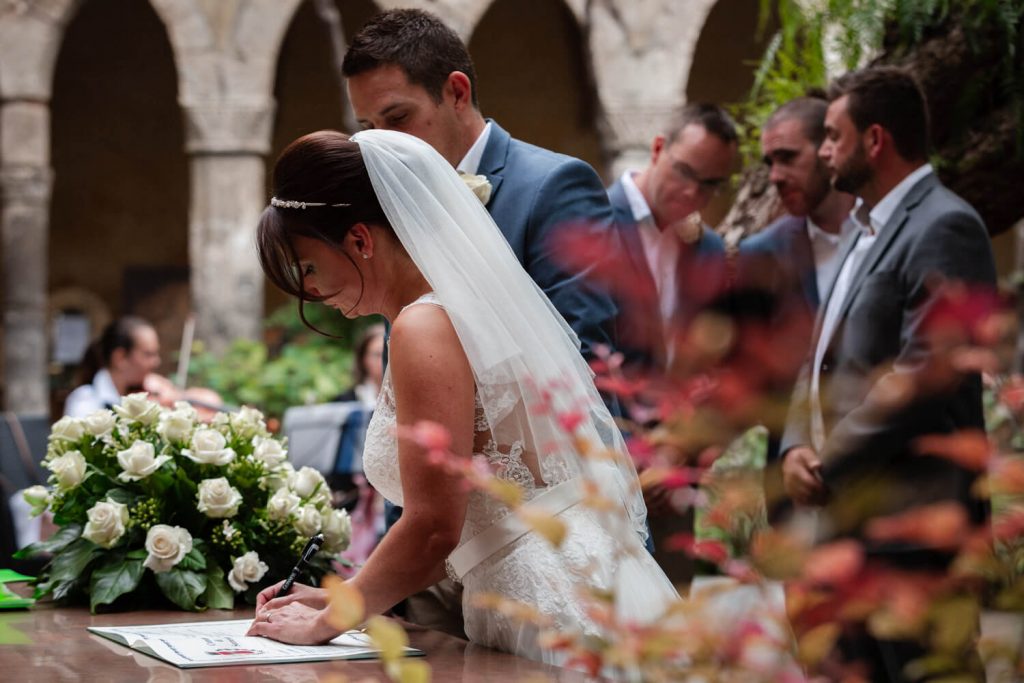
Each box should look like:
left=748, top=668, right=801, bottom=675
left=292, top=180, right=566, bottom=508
left=64, top=316, right=161, bottom=417
left=335, top=323, right=386, bottom=408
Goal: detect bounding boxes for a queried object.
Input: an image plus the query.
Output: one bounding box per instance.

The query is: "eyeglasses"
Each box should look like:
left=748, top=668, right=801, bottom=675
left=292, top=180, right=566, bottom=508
left=668, top=157, right=729, bottom=196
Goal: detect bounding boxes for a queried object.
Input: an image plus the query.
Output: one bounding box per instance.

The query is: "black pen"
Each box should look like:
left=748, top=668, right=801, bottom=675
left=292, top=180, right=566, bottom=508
left=276, top=533, right=325, bottom=598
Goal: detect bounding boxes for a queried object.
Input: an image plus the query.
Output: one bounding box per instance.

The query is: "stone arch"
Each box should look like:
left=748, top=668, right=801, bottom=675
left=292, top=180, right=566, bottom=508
left=48, top=0, right=188, bottom=377
left=0, top=0, right=81, bottom=101
left=686, top=0, right=773, bottom=105
left=468, top=0, right=603, bottom=172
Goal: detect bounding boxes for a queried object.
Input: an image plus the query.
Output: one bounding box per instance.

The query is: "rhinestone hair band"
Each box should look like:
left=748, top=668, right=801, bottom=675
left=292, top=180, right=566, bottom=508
left=271, top=197, right=351, bottom=209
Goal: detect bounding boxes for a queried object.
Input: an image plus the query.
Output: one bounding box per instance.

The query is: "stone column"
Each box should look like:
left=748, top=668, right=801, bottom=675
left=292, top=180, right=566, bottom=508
left=1, top=100, right=53, bottom=415
left=183, top=102, right=274, bottom=354
left=603, top=103, right=681, bottom=178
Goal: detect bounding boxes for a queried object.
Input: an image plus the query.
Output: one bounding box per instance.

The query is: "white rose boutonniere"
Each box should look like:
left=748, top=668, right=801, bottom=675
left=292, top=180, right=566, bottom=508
left=197, top=477, right=243, bottom=518
left=227, top=551, right=270, bottom=592
left=82, top=498, right=129, bottom=548
left=114, top=392, right=161, bottom=425
left=47, top=450, right=87, bottom=489
left=143, top=524, right=193, bottom=573
left=182, top=427, right=236, bottom=466
left=459, top=172, right=492, bottom=205
left=116, top=440, right=172, bottom=482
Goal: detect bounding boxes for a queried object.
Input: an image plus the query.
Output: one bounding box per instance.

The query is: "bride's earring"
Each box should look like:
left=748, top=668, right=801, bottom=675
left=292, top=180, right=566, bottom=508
left=361, top=253, right=369, bottom=260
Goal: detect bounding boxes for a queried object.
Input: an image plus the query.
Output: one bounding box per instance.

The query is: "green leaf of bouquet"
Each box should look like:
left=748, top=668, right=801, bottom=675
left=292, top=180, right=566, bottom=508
left=105, top=488, right=133, bottom=505
left=13, top=523, right=82, bottom=558
left=89, top=559, right=144, bottom=612
left=48, top=538, right=102, bottom=584
left=126, top=548, right=148, bottom=560
left=203, top=565, right=235, bottom=610
left=178, top=546, right=207, bottom=572
left=155, top=569, right=207, bottom=611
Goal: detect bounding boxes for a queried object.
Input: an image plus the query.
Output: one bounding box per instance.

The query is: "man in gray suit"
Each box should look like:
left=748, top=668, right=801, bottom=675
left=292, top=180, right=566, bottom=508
left=780, top=67, right=994, bottom=681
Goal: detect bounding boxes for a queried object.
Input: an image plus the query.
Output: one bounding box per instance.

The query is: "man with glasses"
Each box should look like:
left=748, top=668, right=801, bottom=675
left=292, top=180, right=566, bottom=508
left=607, top=104, right=736, bottom=381
left=606, top=104, right=736, bottom=584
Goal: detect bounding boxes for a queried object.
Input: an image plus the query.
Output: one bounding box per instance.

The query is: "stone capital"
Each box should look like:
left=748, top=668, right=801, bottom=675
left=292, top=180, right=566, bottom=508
left=602, top=102, right=682, bottom=155
left=182, top=101, right=276, bottom=155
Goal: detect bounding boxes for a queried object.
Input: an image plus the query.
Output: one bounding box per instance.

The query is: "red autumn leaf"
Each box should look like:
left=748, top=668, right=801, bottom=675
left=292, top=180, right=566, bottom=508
left=864, top=501, right=969, bottom=551
left=913, top=430, right=991, bottom=471
left=803, top=540, right=864, bottom=586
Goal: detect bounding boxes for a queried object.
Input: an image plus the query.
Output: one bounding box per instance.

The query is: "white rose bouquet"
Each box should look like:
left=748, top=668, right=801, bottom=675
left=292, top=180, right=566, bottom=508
left=16, top=396, right=350, bottom=612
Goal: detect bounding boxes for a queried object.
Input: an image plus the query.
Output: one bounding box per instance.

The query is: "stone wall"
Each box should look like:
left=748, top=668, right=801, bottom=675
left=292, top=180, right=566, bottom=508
left=0, top=0, right=766, bottom=414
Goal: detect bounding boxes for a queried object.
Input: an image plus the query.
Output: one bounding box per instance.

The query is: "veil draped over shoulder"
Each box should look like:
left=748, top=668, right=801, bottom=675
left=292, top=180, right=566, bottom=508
left=351, top=129, right=648, bottom=546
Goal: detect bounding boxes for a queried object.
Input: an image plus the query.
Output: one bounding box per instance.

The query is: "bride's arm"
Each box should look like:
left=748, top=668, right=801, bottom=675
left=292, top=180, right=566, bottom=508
left=347, top=303, right=476, bottom=616
left=249, top=303, right=475, bottom=644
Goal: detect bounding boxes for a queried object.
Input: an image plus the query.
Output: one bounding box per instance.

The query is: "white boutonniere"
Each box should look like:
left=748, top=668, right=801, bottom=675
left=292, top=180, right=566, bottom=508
left=459, top=172, right=492, bottom=205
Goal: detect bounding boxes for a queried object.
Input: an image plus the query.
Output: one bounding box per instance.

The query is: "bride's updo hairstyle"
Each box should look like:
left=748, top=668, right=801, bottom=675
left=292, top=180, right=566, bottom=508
left=257, top=130, right=392, bottom=325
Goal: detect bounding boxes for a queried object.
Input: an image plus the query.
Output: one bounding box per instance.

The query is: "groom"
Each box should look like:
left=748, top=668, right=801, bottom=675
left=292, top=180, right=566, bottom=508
left=342, top=8, right=619, bottom=637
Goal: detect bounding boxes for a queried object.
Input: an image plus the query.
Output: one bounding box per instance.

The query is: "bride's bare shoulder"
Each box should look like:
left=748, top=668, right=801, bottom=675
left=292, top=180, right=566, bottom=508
left=389, top=302, right=466, bottom=370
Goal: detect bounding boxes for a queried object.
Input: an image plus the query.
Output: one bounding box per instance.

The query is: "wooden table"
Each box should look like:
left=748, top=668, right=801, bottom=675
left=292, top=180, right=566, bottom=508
left=0, top=584, right=587, bottom=682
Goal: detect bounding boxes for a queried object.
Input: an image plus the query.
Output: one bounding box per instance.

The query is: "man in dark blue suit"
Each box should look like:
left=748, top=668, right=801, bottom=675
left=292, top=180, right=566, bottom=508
left=738, top=98, right=854, bottom=464
left=342, top=9, right=616, bottom=362
left=341, top=7, right=618, bottom=636
left=605, top=104, right=736, bottom=585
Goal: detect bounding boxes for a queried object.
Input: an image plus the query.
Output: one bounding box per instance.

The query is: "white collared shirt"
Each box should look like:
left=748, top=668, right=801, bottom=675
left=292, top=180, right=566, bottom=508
left=808, top=164, right=934, bottom=449
left=806, top=216, right=855, bottom=301
left=64, top=368, right=122, bottom=417
left=619, top=170, right=681, bottom=351
left=456, top=121, right=493, bottom=175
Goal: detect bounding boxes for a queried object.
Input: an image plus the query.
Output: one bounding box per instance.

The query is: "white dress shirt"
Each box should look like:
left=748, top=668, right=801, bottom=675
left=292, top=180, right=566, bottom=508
left=456, top=121, right=493, bottom=175
left=64, top=368, right=122, bottom=417
left=806, top=216, right=855, bottom=301
left=809, top=164, right=934, bottom=450
left=619, top=170, right=682, bottom=357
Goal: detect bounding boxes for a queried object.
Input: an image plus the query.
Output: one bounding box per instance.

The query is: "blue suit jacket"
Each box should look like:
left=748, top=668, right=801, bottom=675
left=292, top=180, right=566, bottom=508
left=738, top=214, right=819, bottom=312
left=606, top=177, right=726, bottom=371
left=478, top=121, right=618, bottom=360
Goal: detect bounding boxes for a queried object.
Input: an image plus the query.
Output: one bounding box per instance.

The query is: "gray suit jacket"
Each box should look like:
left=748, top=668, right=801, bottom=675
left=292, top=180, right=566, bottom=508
left=781, top=172, right=995, bottom=536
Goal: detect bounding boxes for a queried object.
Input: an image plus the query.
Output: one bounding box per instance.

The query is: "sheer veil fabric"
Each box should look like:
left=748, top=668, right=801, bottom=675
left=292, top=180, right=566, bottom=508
left=353, top=129, right=650, bottom=546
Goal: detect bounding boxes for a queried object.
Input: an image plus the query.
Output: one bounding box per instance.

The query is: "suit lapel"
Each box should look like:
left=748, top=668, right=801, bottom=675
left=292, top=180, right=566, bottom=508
left=807, top=226, right=860, bottom=349
left=476, top=119, right=508, bottom=202
left=830, top=174, right=937, bottom=328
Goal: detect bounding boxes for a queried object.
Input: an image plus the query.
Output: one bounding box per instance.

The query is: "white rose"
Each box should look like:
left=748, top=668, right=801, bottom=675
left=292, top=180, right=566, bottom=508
left=157, top=408, right=195, bottom=443
left=22, top=485, right=51, bottom=517
left=289, top=466, right=327, bottom=501
left=196, top=477, right=243, bottom=518
left=292, top=504, right=322, bottom=537
left=230, top=406, right=266, bottom=440
left=321, top=508, right=352, bottom=553
left=82, top=410, right=115, bottom=437
left=227, top=551, right=270, bottom=593
left=50, top=416, right=85, bottom=442
left=261, top=462, right=294, bottom=493
left=251, top=436, right=287, bottom=468
left=143, top=524, right=192, bottom=573
left=267, top=488, right=301, bottom=522
left=114, top=392, right=161, bottom=426
left=182, top=427, right=236, bottom=466
left=47, top=450, right=87, bottom=489
left=172, top=400, right=198, bottom=420
left=82, top=499, right=129, bottom=548
left=116, top=440, right=172, bottom=482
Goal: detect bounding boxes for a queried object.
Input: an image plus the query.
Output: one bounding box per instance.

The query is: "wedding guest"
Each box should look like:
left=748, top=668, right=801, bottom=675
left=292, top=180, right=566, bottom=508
left=604, top=104, right=736, bottom=586
left=63, top=316, right=161, bottom=417
left=780, top=66, right=995, bottom=681
left=340, top=7, right=619, bottom=636
left=335, top=323, right=385, bottom=408
left=738, top=96, right=855, bottom=462
left=247, top=130, right=676, bottom=666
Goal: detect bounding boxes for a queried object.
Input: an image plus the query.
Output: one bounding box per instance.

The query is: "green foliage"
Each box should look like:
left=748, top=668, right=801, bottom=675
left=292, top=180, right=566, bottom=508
left=189, top=302, right=382, bottom=420
left=738, top=0, right=1024, bottom=162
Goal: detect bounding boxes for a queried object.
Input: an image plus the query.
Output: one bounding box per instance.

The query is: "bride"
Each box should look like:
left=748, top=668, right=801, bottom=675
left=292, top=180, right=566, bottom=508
left=245, top=129, right=678, bottom=664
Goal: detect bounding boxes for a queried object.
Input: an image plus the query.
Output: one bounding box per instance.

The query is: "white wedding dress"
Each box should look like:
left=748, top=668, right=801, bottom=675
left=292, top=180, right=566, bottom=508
left=363, top=292, right=679, bottom=665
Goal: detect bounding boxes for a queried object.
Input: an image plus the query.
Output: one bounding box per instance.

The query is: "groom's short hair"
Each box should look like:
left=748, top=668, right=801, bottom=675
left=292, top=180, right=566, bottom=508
left=343, top=9, right=480, bottom=108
